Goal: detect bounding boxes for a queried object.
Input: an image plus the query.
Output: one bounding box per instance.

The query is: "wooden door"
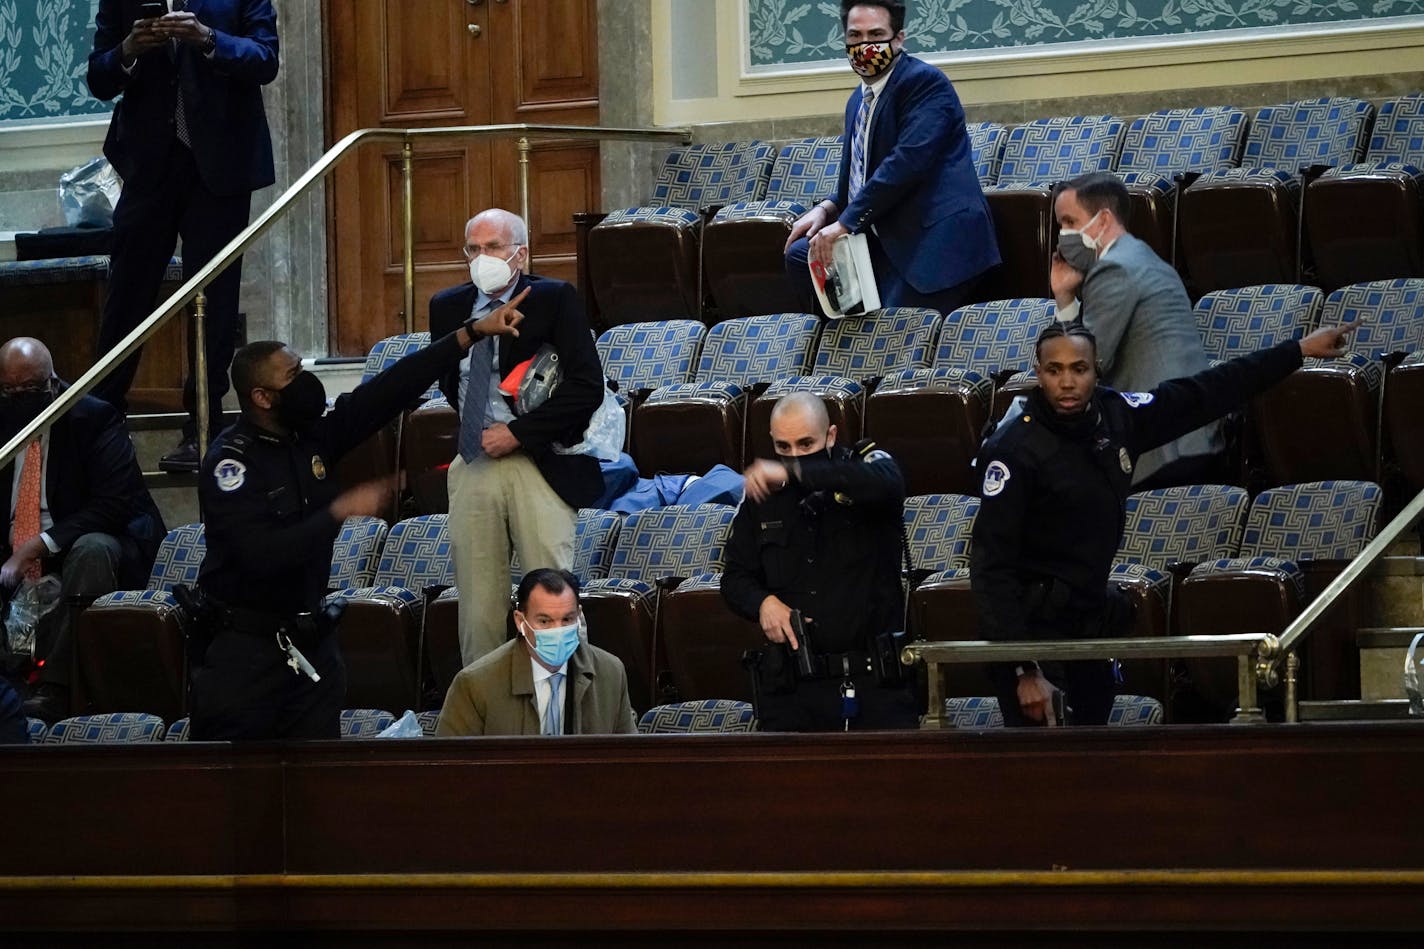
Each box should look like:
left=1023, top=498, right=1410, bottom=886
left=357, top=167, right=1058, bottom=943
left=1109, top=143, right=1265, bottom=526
left=325, top=0, right=600, bottom=357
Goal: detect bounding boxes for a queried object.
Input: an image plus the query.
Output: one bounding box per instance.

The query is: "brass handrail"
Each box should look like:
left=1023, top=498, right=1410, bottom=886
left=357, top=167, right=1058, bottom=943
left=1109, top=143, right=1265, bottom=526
left=903, top=634, right=1278, bottom=724
left=0, top=122, right=692, bottom=474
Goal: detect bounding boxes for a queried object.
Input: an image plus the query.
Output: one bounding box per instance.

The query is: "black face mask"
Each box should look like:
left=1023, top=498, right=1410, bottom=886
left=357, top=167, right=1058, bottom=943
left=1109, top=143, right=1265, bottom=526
left=274, top=370, right=327, bottom=430
left=775, top=444, right=835, bottom=469
left=0, top=384, right=54, bottom=437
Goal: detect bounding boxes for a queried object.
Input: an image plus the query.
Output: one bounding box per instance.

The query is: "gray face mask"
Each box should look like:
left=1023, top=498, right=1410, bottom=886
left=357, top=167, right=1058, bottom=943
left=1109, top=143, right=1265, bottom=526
left=1056, top=210, right=1104, bottom=272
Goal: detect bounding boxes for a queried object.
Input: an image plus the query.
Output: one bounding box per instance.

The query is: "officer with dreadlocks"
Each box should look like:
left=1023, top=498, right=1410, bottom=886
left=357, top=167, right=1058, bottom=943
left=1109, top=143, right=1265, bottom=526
left=972, top=317, right=1359, bottom=726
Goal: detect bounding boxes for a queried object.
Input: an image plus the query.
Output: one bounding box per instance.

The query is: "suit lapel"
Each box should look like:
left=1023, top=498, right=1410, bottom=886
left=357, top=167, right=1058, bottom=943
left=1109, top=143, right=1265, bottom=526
left=566, top=646, right=595, bottom=735
left=497, top=274, right=534, bottom=377
left=508, top=643, right=540, bottom=735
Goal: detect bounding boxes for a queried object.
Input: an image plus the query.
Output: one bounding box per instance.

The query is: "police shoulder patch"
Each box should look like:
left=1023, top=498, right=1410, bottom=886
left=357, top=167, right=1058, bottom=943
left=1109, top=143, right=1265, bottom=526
left=862, top=449, right=891, bottom=465
left=982, top=460, right=1012, bottom=497
left=1122, top=391, right=1154, bottom=407
left=214, top=458, right=247, bottom=493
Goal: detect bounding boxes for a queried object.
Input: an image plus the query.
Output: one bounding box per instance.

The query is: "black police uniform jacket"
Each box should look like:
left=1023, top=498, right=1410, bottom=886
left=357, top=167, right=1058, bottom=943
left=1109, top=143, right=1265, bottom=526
left=971, top=338, right=1304, bottom=641
left=722, top=443, right=906, bottom=655
left=428, top=273, right=605, bottom=509
left=197, top=329, right=468, bottom=616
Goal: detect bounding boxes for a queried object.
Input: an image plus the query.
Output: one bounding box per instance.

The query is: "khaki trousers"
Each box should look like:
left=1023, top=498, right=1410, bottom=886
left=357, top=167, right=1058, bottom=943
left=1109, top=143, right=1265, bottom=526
left=447, top=452, right=576, bottom=665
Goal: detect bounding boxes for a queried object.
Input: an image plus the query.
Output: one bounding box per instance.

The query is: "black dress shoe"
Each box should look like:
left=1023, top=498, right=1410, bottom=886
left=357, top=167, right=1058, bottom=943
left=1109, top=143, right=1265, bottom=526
left=158, top=437, right=200, bottom=473
left=22, top=683, right=69, bottom=724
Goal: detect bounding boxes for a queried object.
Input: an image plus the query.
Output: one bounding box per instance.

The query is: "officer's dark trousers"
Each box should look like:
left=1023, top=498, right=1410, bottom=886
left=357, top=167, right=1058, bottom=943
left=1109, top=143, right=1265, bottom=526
left=758, top=671, right=919, bottom=732
left=990, top=657, right=1116, bottom=727
left=190, top=629, right=346, bottom=740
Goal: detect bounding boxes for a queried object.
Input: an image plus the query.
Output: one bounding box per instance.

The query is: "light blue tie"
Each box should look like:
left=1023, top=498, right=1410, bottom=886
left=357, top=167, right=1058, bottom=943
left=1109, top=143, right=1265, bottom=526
left=848, top=87, right=874, bottom=199
left=544, top=672, right=564, bottom=736
left=457, top=300, right=497, bottom=464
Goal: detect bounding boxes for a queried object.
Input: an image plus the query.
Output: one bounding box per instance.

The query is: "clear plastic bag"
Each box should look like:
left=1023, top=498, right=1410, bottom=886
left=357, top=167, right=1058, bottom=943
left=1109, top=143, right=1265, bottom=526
left=1405, top=632, right=1423, bottom=717
left=376, top=709, right=425, bottom=738
left=58, top=157, right=122, bottom=227
left=554, top=384, right=626, bottom=463
left=4, top=575, right=63, bottom=656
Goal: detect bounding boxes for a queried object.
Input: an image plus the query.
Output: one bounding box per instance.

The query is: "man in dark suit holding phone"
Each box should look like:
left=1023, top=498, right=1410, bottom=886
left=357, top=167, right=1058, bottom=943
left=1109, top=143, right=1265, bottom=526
left=86, top=0, right=279, bottom=471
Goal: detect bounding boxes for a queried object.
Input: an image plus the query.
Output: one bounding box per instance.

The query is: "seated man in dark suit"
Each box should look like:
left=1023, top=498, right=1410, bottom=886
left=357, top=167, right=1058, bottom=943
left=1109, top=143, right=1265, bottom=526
left=0, top=338, right=165, bottom=722
left=435, top=568, right=637, bottom=737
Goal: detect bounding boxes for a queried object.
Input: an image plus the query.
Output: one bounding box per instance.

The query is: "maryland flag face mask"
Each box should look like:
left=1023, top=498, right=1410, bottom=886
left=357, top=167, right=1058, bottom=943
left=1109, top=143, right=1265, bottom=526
left=846, top=40, right=897, bottom=79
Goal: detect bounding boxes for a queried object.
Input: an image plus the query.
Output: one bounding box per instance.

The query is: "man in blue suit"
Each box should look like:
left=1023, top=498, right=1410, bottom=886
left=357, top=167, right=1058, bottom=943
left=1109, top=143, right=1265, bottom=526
left=87, top=0, right=279, bottom=471
left=785, top=0, right=999, bottom=315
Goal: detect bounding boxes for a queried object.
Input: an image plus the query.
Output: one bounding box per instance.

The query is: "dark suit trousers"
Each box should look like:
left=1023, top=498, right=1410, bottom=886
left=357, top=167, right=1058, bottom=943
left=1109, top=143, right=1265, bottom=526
left=93, top=139, right=253, bottom=440
left=785, top=233, right=977, bottom=317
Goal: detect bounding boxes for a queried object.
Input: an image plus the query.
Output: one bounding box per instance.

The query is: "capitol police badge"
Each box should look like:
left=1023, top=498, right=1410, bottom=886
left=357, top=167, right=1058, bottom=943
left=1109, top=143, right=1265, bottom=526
left=312, top=454, right=327, bottom=480
left=214, top=458, right=247, bottom=493
left=982, top=460, right=1011, bottom=497
left=1119, top=447, right=1133, bottom=474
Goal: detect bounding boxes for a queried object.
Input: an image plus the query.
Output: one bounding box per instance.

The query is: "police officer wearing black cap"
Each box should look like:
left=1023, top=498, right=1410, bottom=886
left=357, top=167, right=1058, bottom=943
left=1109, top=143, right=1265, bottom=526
left=722, top=391, right=917, bottom=731
left=189, top=290, right=529, bottom=740
left=972, top=317, right=1359, bottom=727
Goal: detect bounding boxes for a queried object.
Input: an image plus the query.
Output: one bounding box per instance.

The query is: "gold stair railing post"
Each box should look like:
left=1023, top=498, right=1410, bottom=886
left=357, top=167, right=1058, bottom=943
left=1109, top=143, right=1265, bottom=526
left=401, top=137, right=415, bottom=335
left=193, top=291, right=209, bottom=460
left=517, top=136, right=532, bottom=258
left=1284, top=651, right=1300, bottom=724
left=1230, top=654, right=1266, bottom=724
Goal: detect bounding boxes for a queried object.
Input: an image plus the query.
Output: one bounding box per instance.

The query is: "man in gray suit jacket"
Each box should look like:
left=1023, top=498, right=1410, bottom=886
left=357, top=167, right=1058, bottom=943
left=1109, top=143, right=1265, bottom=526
left=1050, top=172, right=1226, bottom=488
left=435, top=568, right=637, bottom=737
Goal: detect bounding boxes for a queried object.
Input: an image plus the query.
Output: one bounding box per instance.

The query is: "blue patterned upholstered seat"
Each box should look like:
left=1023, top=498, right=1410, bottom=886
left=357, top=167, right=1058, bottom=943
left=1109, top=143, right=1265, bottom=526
left=165, top=717, right=190, bottom=742
left=77, top=523, right=207, bottom=720
left=26, top=717, right=47, bottom=742
left=339, top=708, right=396, bottom=739
left=942, top=694, right=1164, bottom=728
left=509, top=508, right=623, bottom=586
left=332, top=514, right=451, bottom=713
left=590, top=142, right=777, bottom=325
left=904, top=494, right=979, bottom=575
left=1117, top=485, right=1250, bottom=576
left=989, top=116, right=1126, bottom=191
left=1255, top=278, right=1424, bottom=484
left=638, top=699, right=756, bottom=733
left=1116, top=106, right=1247, bottom=194
left=869, top=299, right=1051, bottom=495
left=1115, top=107, right=1248, bottom=259
left=583, top=504, right=737, bottom=711
left=329, top=516, right=390, bottom=592
left=362, top=332, right=442, bottom=402
left=1180, top=97, right=1374, bottom=293
left=635, top=313, right=820, bottom=474
left=1193, top=285, right=1320, bottom=361
left=968, top=122, right=1007, bottom=187
left=813, top=307, right=941, bottom=383
left=44, top=713, right=166, bottom=743
left=596, top=320, right=706, bottom=396
left=416, top=709, right=441, bottom=736
left=711, top=136, right=842, bottom=226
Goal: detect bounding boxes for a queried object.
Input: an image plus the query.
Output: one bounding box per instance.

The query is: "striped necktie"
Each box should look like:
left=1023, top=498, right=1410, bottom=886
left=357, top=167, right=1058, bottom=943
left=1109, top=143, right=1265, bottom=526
left=848, top=87, right=874, bottom=199
left=543, top=672, right=564, bottom=736
left=456, top=299, right=498, bottom=464
left=171, top=0, right=191, bottom=147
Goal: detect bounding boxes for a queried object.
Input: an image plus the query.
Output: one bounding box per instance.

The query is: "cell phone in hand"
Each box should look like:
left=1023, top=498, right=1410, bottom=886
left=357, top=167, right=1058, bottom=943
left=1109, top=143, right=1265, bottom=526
left=137, top=1, right=167, bottom=19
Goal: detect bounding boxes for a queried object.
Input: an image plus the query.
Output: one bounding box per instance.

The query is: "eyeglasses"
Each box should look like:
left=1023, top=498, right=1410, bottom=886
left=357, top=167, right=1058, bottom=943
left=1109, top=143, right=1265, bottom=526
left=462, top=241, right=522, bottom=260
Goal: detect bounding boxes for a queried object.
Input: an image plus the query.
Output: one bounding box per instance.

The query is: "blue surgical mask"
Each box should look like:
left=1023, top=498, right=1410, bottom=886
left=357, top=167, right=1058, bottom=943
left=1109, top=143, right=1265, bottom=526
left=524, top=620, right=580, bottom=667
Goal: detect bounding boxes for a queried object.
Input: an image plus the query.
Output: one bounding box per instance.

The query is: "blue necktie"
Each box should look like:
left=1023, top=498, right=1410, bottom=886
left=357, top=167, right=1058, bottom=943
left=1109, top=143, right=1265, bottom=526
left=848, top=87, right=874, bottom=199
left=457, top=300, right=497, bottom=464
left=544, top=672, right=564, bottom=736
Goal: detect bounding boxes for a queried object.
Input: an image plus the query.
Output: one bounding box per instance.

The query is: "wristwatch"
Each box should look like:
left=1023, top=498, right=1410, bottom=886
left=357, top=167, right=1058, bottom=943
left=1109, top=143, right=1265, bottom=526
left=201, top=27, right=217, bottom=54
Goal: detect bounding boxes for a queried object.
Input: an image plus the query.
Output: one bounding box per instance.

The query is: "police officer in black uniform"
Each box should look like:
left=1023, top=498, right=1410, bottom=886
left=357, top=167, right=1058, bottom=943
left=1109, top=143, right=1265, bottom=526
left=972, top=317, right=1359, bottom=727
left=189, top=289, right=530, bottom=740
left=722, top=392, right=917, bottom=731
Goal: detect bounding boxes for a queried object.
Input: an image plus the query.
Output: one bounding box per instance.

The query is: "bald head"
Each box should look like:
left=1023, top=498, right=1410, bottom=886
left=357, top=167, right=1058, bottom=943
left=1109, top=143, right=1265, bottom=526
left=769, top=392, right=836, bottom=458
left=465, top=208, right=528, bottom=247
left=0, top=338, right=55, bottom=391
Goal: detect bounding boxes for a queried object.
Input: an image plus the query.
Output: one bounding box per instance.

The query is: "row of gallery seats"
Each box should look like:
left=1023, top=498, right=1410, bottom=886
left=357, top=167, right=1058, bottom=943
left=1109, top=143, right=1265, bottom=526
left=21, top=693, right=1168, bottom=743
left=581, top=94, right=1424, bottom=326
left=66, top=478, right=1380, bottom=728
left=361, top=278, right=1424, bottom=511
